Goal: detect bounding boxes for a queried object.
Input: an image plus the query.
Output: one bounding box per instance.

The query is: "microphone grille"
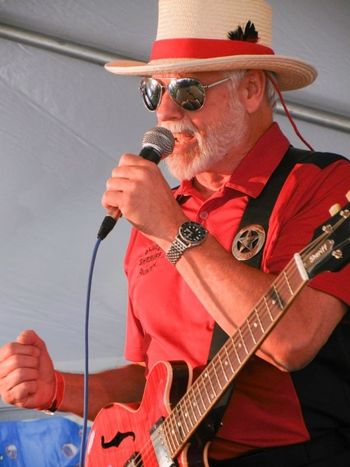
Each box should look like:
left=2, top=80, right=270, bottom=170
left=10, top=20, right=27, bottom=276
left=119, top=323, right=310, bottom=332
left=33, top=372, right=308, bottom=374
left=142, top=127, right=175, bottom=158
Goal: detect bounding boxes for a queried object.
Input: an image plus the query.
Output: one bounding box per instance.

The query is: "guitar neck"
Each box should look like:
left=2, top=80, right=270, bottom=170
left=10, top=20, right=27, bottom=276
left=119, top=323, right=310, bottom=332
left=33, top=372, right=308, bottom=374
left=161, top=253, right=309, bottom=458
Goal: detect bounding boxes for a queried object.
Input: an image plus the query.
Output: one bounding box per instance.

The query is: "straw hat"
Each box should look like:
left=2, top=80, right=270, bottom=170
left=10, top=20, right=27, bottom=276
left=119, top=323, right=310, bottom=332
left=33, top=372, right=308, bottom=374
left=105, top=0, right=317, bottom=91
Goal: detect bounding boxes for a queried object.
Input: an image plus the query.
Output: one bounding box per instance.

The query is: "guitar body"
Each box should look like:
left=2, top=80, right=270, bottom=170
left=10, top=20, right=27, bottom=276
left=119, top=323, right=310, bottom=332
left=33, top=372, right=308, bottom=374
left=86, top=360, right=210, bottom=466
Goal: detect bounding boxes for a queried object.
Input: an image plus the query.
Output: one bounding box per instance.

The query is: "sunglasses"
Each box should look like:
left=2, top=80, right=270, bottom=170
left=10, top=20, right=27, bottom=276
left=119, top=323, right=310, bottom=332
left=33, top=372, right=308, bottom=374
left=139, top=76, right=231, bottom=112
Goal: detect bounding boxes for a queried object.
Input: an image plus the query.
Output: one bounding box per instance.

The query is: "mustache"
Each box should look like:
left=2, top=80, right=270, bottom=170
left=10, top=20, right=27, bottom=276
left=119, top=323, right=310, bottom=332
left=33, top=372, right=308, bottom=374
left=160, top=121, right=198, bottom=138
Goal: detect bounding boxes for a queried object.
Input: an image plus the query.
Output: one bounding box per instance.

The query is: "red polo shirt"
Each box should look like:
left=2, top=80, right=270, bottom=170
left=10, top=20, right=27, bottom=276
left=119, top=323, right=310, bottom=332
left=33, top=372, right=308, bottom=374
left=124, top=123, right=350, bottom=457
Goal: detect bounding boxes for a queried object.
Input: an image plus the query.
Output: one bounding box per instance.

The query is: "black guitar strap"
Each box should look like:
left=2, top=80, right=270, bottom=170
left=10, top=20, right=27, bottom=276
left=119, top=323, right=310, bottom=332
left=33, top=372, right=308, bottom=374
left=205, top=146, right=347, bottom=435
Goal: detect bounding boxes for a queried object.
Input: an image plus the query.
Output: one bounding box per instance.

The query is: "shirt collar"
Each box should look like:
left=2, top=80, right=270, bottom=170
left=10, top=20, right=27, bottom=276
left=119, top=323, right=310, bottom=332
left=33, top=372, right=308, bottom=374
left=174, top=122, right=290, bottom=199
left=225, top=122, right=290, bottom=198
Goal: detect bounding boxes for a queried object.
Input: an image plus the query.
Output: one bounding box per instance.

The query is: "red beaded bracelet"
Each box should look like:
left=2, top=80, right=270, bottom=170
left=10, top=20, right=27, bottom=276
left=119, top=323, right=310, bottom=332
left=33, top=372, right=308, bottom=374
left=41, top=371, right=65, bottom=413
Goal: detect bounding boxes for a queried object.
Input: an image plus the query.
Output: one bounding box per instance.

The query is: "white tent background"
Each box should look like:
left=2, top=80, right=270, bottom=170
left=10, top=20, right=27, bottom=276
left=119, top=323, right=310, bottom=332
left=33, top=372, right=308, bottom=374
left=0, top=0, right=349, bottom=419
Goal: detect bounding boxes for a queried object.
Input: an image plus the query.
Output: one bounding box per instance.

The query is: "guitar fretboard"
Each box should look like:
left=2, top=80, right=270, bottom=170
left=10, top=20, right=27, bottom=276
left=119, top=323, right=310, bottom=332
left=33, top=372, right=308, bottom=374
left=158, top=254, right=308, bottom=457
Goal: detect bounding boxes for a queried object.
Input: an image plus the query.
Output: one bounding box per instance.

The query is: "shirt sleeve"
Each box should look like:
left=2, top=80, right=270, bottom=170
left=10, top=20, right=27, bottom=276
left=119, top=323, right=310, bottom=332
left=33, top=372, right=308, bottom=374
left=262, top=158, right=350, bottom=307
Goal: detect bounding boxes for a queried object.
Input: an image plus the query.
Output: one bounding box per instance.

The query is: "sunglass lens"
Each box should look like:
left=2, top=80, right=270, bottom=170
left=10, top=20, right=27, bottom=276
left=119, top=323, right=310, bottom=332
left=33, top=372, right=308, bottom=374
left=169, top=78, right=205, bottom=111
left=140, top=78, right=162, bottom=111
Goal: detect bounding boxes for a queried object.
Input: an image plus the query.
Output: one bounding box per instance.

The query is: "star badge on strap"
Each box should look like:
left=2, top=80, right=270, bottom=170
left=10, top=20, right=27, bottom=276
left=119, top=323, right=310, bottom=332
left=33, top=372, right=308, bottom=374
left=232, top=224, right=266, bottom=261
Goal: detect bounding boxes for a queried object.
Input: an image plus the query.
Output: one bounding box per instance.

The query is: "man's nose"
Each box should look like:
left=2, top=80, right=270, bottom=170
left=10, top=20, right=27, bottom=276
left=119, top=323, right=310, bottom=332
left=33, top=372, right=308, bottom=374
left=156, top=88, right=185, bottom=122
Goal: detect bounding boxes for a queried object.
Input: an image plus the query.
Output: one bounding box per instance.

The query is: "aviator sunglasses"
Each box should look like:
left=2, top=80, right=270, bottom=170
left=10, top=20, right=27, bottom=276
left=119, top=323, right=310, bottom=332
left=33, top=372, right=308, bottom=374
left=139, top=76, right=231, bottom=112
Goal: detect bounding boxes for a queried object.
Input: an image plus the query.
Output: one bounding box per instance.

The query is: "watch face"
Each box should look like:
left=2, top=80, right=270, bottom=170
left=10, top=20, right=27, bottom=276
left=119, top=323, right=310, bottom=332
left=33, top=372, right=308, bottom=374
left=180, top=221, right=208, bottom=244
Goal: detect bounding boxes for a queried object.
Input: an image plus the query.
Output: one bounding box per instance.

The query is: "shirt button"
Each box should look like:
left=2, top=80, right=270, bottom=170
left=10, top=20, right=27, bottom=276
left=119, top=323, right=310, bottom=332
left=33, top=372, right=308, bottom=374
left=207, top=321, right=214, bottom=331
left=199, top=211, right=209, bottom=220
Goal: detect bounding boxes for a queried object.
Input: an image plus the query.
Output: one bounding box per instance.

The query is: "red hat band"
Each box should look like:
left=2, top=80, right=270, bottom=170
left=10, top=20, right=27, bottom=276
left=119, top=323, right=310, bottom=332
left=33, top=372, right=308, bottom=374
left=150, top=38, right=274, bottom=61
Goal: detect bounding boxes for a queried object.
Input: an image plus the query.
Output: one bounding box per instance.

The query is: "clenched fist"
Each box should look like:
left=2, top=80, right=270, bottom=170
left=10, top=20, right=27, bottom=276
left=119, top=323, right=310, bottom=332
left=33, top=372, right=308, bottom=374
left=0, top=330, right=56, bottom=410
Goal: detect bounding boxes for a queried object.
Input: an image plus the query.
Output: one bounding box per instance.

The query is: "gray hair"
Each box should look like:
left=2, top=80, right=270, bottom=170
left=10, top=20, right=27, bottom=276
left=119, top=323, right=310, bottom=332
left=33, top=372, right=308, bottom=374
left=224, top=70, right=278, bottom=108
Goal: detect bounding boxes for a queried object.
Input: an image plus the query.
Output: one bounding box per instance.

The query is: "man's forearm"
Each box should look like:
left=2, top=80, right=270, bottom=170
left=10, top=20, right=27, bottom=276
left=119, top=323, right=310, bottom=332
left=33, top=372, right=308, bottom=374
left=58, top=364, right=146, bottom=420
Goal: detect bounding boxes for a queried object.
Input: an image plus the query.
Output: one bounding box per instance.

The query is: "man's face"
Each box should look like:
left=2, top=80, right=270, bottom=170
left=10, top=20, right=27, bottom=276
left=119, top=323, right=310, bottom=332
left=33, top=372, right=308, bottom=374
left=152, top=71, right=249, bottom=180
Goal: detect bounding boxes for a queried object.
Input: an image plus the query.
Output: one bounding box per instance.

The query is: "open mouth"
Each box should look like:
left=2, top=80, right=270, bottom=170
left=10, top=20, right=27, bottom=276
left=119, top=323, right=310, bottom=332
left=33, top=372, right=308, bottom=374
left=173, top=131, right=196, bottom=145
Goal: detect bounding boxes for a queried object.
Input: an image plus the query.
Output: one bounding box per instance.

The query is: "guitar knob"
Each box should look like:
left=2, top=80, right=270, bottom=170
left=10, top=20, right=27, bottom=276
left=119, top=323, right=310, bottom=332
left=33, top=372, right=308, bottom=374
left=329, top=203, right=342, bottom=216
left=346, top=191, right=350, bottom=202
left=332, top=249, right=343, bottom=260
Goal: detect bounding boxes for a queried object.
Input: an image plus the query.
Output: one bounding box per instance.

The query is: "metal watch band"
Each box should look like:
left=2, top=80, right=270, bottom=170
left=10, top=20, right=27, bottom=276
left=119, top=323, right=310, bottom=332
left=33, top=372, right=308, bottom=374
left=166, top=238, right=188, bottom=265
left=166, top=221, right=208, bottom=265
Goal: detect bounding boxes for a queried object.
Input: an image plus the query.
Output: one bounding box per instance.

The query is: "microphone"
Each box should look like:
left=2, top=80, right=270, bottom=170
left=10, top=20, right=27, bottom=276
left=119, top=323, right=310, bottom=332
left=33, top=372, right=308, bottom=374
left=97, top=127, right=175, bottom=240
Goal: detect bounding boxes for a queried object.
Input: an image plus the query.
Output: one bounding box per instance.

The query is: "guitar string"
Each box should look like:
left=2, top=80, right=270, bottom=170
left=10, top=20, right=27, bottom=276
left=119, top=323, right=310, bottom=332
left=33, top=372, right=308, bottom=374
left=120, top=244, right=323, bottom=464
left=184, top=212, right=343, bottom=450
left=122, top=381, right=182, bottom=466
left=130, top=437, right=157, bottom=467
left=167, top=263, right=303, bottom=449
left=165, top=261, right=305, bottom=449
left=98, top=219, right=342, bottom=465
left=150, top=261, right=302, bottom=460
left=133, top=219, right=341, bottom=463
left=150, top=217, right=343, bottom=459
left=177, top=218, right=340, bottom=435
left=206, top=264, right=303, bottom=388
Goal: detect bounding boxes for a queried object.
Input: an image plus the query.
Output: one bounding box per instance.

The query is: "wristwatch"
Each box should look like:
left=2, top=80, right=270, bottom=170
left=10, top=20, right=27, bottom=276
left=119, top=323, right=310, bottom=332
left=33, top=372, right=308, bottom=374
left=166, top=221, right=208, bottom=265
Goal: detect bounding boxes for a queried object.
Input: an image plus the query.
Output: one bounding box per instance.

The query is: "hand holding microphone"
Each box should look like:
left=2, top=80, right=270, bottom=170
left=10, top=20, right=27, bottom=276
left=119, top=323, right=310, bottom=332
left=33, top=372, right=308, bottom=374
left=98, top=127, right=175, bottom=240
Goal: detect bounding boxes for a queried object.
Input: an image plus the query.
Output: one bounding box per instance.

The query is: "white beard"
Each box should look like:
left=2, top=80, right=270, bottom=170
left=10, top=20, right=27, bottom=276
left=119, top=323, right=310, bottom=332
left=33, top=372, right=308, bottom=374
left=162, top=97, right=249, bottom=181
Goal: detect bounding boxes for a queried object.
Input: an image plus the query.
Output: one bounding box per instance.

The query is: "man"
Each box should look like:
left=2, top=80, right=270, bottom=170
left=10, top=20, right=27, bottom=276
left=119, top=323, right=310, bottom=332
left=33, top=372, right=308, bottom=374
left=0, top=0, right=350, bottom=465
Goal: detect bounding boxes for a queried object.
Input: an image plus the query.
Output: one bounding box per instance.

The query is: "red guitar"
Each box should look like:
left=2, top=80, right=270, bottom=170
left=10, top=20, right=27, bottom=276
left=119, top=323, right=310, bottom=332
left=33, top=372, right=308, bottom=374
left=86, top=195, right=350, bottom=466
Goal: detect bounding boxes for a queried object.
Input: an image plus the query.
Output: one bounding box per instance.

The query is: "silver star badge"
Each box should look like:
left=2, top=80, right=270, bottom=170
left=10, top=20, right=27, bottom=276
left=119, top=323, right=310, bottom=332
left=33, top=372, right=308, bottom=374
left=232, top=224, right=266, bottom=261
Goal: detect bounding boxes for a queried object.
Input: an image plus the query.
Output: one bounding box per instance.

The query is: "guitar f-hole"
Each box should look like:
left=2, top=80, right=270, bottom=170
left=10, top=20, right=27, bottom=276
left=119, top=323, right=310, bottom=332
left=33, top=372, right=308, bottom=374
left=101, top=431, right=136, bottom=449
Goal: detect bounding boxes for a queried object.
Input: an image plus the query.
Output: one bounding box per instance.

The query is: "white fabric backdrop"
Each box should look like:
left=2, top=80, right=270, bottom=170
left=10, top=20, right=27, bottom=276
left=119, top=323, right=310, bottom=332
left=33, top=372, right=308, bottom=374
left=0, top=2, right=349, bottom=410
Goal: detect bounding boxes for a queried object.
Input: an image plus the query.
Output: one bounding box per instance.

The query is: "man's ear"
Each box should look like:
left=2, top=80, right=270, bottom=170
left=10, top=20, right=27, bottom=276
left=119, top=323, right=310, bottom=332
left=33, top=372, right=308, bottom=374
left=239, top=70, right=267, bottom=114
